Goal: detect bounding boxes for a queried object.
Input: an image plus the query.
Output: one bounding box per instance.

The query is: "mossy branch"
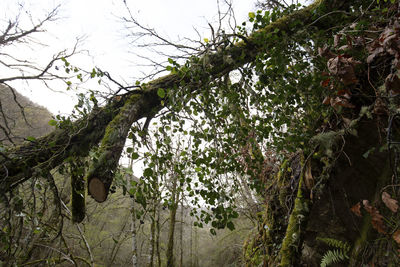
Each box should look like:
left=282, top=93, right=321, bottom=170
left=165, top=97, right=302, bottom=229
left=279, top=155, right=311, bottom=267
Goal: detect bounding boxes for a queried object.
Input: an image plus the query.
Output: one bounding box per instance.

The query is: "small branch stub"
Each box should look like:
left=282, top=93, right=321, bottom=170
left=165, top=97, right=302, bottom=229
left=88, top=177, right=107, bottom=203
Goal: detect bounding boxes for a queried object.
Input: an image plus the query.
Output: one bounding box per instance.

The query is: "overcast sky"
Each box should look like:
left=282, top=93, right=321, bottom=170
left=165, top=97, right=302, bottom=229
left=1, top=0, right=255, bottom=114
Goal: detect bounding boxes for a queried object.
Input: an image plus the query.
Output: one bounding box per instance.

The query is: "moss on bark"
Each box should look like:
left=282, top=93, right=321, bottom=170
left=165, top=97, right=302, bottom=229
left=278, top=155, right=311, bottom=266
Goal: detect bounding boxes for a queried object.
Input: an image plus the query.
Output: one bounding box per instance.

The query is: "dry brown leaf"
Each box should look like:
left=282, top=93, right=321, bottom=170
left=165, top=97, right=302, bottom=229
left=321, top=78, right=330, bottom=87
left=385, top=73, right=400, bottom=95
left=304, top=160, right=314, bottom=192
left=367, top=47, right=384, bottom=64
left=322, top=96, right=331, bottom=105
left=382, top=191, right=398, bottom=213
left=331, top=97, right=355, bottom=109
left=318, top=46, right=336, bottom=59
left=350, top=202, right=362, bottom=217
left=363, top=200, right=387, bottom=234
left=393, top=229, right=400, bottom=245
left=334, top=34, right=341, bottom=48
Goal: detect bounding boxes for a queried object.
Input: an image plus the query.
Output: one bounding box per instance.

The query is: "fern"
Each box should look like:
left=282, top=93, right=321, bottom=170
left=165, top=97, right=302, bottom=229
left=317, top=237, right=351, bottom=267
left=320, top=249, right=349, bottom=267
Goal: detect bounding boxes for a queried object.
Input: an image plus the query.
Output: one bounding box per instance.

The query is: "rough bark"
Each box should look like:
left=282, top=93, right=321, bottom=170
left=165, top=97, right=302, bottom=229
left=0, top=0, right=340, bottom=194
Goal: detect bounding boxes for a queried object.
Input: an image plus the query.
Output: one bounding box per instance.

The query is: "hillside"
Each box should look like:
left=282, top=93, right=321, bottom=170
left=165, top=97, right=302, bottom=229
left=0, top=84, right=53, bottom=144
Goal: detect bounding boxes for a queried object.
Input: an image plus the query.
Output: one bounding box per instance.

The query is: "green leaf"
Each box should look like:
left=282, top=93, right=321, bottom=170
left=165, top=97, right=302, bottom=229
left=48, top=119, right=57, bottom=126
left=210, top=228, right=216, bottom=235
left=26, top=136, right=36, bottom=142
left=248, top=12, right=255, bottom=19
left=157, top=88, right=166, bottom=98
left=227, top=221, right=235, bottom=231
left=143, top=168, right=153, bottom=177
left=131, top=152, right=140, bottom=160
left=204, top=38, right=209, bottom=43
left=127, top=147, right=133, bottom=153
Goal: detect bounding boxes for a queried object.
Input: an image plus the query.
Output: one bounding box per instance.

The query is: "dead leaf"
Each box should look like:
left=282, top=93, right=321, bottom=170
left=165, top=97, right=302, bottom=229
left=327, top=56, right=359, bottom=85
left=351, top=202, right=362, bottom=217
left=321, top=78, right=330, bottom=87
left=304, top=160, right=314, bottom=192
left=322, top=96, right=331, bottom=105
left=367, top=47, right=384, bottom=64
left=363, top=200, right=387, bottom=234
left=385, top=73, right=400, bottom=96
left=331, top=97, right=355, bottom=109
left=318, top=45, right=336, bottom=59
left=334, top=34, right=341, bottom=48
left=382, top=191, right=398, bottom=213
left=393, top=229, right=400, bottom=245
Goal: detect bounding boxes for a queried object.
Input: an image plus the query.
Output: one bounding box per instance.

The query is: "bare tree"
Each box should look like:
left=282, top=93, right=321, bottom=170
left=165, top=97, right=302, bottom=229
left=0, top=4, right=79, bottom=144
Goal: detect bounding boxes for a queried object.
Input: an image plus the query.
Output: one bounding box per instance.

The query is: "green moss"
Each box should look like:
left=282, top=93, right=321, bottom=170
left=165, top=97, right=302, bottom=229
left=101, top=94, right=141, bottom=148
left=279, top=155, right=311, bottom=267
left=243, top=236, right=265, bottom=266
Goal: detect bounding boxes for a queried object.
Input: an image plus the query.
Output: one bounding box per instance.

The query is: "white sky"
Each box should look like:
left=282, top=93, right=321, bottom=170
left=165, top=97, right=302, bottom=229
left=1, top=0, right=255, bottom=114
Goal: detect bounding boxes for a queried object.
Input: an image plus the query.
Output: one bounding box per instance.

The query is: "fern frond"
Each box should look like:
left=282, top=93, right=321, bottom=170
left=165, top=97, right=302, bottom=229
left=317, top=237, right=351, bottom=267
left=316, top=237, right=351, bottom=252
left=320, top=249, right=349, bottom=267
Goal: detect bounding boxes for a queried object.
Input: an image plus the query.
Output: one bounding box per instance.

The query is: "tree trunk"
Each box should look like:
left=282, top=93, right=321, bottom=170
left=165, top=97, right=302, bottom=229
left=166, top=174, right=180, bottom=267
left=155, top=208, right=161, bottom=267
left=179, top=199, right=183, bottom=267
left=148, top=207, right=156, bottom=267
left=130, top=203, right=138, bottom=267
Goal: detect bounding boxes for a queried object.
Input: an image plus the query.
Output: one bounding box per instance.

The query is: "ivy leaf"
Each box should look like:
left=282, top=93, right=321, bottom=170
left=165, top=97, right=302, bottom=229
left=157, top=88, right=166, bottom=98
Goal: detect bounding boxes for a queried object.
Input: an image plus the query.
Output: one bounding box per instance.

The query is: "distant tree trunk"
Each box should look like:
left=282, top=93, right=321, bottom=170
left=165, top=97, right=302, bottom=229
left=194, top=226, right=198, bottom=267
left=190, top=220, right=193, bottom=267
left=148, top=206, right=156, bottom=267
left=156, top=206, right=161, bottom=267
left=127, top=160, right=138, bottom=267
left=166, top=174, right=180, bottom=267
left=179, top=199, right=183, bottom=267
left=108, top=220, right=128, bottom=265
left=130, top=203, right=138, bottom=267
